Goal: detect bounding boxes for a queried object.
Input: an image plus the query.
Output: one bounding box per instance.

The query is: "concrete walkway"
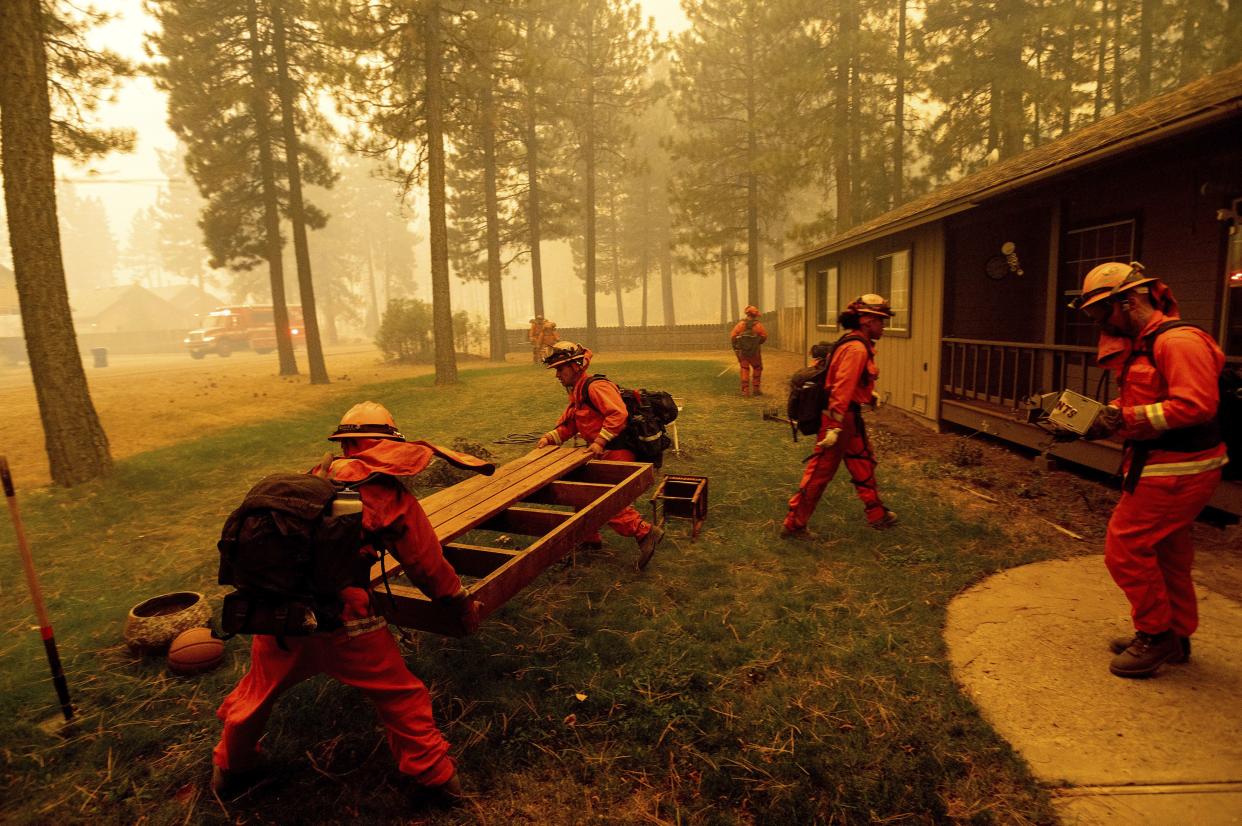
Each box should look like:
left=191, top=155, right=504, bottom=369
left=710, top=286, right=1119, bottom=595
left=945, top=556, right=1242, bottom=825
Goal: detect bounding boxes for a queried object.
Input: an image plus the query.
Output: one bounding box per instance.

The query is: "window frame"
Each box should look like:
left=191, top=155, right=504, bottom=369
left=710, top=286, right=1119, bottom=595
left=1058, top=217, right=1138, bottom=347
left=815, top=264, right=840, bottom=330
left=874, top=248, right=912, bottom=337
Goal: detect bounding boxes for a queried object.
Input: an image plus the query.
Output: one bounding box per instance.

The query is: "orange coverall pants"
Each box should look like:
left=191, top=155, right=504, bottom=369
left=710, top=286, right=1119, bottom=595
left=736, top=354, right=763, bottom=396
left=584, top=447, right=652, bottom=542
left=784, top=407, right=886, bottom=531
left=213, top=603, right=455, bottom=787
left=1104, top=468, right=1221, bottom=637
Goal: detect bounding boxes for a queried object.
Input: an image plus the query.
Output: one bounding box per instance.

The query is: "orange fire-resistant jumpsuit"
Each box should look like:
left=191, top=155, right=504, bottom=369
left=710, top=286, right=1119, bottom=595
left=529, top=319, right=559, bottom=362
left=1098, top=307, right=1227, bottom=639
left=730, top=318, right=768, bottom=396
left=783, top=334, right=889, bottom=531
left=543, top=372, right=656, bottom=543
left=213, top=440, right=486, bottom=788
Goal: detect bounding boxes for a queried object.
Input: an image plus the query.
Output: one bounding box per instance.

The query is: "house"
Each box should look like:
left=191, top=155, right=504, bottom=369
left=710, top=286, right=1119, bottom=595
left=151, top=283, right=225, bottom=330
left=777, top=61, right=1242, bottom=515
left=71, top=284, right=185, bottom=334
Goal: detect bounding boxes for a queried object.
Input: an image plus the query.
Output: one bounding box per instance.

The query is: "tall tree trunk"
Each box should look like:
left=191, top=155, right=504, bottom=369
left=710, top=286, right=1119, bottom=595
left=892, top=0, right=907, bottom=206
left=1094, top=0, right=1109, bottom=120
left=640, top=250, right=649, bottom=328
left=660, top=247, right=675, bottom=326
left=481, top=72, right=506, bottom=361
left=271, top=0, right=327, bottom=383
left=424, top=0, right=457, bottom=384
left=0, top=0, right=112, bottom=485
left=246, top=0, right=298, bottom=376
left=719, top=246, right=728, bottom=323
left=609, top=190, right=624, bottom=328
left=1177, top=1, right=1198, bottom=83
left=1061, top=25, right=1074, bottom=136
left=834, top=0, right=855, bottom=230
left=994, top=0, right=1025, bottom=159
left=727, top=250, right=740, bottom=320
left=1224, top=0, right=1242, bottom=70
left=1112, top=0, right=1124, bottom=113
left=1138, top=0, right=1154, bottom=98
left=524, top=78, right=545, bottom=318
left=364, top=236, right=379, bottom=334
left=744, top=14, right=760, bottom=307
left=584, top=17, right=598, bottom=335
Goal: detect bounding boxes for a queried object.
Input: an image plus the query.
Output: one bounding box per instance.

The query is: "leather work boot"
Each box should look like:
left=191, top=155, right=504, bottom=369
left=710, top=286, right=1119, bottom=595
left=636, top=524, right=664, bottom=570
left=1109, top=630, right=1183, bottom=678
left=1110, top=633, right=1190, bottom=664
left=409, top=771, right=466, bottom=809
left=210, top=761, right=268, bottom=798
left=870, top=509, right=899, bottom=530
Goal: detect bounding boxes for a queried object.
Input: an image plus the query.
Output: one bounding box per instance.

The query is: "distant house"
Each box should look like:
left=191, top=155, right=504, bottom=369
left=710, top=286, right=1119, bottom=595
left=71, top=284, right=186, bottom=334
left=777, top=61, right=1242, bottom=514
left=151, top=283, right=225, bottom=329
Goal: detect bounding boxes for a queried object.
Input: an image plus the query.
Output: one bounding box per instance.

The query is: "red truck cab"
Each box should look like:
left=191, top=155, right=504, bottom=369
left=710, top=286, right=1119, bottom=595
left=184, top=305, right=304, bottom=359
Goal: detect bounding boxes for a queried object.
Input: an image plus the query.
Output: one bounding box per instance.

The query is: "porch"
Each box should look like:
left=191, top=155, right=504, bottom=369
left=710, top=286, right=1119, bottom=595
left=939, top=337, right=1242, bottom=516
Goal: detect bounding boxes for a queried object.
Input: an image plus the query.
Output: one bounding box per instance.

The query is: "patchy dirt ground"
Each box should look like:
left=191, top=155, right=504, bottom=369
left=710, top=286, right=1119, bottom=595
left=4, top=344, right=1238, bottom=595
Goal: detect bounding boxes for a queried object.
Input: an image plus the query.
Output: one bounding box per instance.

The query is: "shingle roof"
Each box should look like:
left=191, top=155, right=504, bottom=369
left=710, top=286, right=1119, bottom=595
left=776, top=60, right=1242, bottom=268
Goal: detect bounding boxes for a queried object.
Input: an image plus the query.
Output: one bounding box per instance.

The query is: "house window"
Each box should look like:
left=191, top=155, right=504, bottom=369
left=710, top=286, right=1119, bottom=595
left=815, top=265, right=839, bottom=328
left=875, top=249, right=910, bottom=336
left=1059, top=219, right=1136, bottom=346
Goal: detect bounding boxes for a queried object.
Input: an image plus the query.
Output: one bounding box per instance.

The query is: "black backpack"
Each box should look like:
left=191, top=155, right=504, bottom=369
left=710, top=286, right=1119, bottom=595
left=733, top=318, right=762, bottom=358
left=581, top=374, right=678, bottom=467
left=217, top=472, right=378, bottom=638
left=785, top=333, right=871, bottom=441
left=1133, top=321, right=1240, bottom=481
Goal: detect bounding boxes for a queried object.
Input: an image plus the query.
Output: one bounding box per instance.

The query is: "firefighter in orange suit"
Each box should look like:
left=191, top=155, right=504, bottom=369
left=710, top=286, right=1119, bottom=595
left=212, top=402, right=489, bottom=802
left=730, top=305, right=768, bottom=396
left=1070, top=262, right=1226, bottom=678
left=528, top=316, right=545, bottom=363
left=782, top=295, right=898, bottom=536
left=535, top=342, right=664, bottom=569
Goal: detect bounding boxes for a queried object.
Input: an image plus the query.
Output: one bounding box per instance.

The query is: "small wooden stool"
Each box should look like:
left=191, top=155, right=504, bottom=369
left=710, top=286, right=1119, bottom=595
left=650, top=474, right=708, bottom=538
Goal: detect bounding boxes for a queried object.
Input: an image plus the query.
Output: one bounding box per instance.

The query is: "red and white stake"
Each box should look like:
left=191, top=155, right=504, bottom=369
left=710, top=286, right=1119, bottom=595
left=1, top=457, right=73, bottom=721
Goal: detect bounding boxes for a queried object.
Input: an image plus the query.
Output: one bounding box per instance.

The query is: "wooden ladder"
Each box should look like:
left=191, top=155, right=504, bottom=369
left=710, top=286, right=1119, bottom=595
left=368, top=445, right=654, bottom=635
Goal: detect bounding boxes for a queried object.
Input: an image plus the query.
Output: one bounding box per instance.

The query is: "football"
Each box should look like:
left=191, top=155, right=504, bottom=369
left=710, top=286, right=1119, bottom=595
left=167, top=627, right=225, bottom=676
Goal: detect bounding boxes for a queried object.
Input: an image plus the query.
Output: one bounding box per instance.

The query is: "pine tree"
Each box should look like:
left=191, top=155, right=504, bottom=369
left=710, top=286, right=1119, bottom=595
left=0, top=0, right=123, bottom=485
left=555, top=0, right=653, bottom=335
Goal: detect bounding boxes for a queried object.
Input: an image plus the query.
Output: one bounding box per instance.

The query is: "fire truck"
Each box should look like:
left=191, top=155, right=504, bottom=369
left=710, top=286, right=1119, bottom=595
left=184, top=305, right=304, bottom=359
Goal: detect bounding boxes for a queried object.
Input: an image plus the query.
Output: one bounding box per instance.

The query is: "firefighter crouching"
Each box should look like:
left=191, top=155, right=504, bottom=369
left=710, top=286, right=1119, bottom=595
left=782, top=295, right=898, bottom=536
left=535, top=341, right=665, bottom=569
left=730, top=305, right=768, bottom=396
left=1069, top=262, right=1227, bottom=678
left=211, top=402, right=482, bottom=803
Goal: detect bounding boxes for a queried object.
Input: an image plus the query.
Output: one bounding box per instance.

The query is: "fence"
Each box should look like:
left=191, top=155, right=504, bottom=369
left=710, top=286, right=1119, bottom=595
left=506, top=312, right=803, bottom=355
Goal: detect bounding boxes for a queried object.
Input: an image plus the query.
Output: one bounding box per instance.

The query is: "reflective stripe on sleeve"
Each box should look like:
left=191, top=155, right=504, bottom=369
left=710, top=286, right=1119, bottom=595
left=547, top=431, right=563, bottom=446
left=1144, top=402, right=1169, bottom=431
left=599, top=428, right=617, bottom=442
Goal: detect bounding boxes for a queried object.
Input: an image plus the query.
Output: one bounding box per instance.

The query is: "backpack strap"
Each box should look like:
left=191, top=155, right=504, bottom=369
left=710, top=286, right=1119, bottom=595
left=1119, top=320, right=1222, bottom=492
left=829, top=332, right=874, bottom=389
left=578, top=374, right=616, bottom=416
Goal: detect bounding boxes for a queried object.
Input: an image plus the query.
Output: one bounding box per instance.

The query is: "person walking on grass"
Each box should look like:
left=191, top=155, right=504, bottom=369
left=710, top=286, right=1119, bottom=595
left=535, top=341, right=664, bottom=569
left=782, top=295, right=898, bottom=537
left=211, top=402, right=486, bottom=805
left=1068, top=262, right=1226, bottom=678
left=730, top=305, right=768, bottom=397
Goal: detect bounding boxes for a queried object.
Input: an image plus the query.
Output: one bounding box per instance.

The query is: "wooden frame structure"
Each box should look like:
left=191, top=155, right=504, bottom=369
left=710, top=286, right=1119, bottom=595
left=368, top=445, right=654, bottom=636
left=650, top=475, right=708, bottom=538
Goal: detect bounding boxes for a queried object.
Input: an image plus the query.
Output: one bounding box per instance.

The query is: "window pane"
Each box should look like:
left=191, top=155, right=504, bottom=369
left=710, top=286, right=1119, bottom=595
left=816, top=266, right=839, bottom=328
left=875, top=251, right=910, bottom=334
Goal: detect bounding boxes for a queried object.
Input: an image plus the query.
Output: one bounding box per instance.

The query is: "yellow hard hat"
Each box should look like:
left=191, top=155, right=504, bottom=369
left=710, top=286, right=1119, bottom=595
left=328, top=401, right=405, bottom=441
left=1072, top=261, right=1156, bottom=311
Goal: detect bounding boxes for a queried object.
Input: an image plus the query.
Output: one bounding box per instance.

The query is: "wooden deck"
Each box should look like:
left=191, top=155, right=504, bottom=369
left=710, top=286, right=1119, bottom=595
left=368, top=445, right=655, bottom=635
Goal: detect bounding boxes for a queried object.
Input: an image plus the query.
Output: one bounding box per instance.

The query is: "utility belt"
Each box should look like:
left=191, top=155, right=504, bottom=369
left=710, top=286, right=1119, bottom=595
left=1122, top=419, right=1222, bottom=493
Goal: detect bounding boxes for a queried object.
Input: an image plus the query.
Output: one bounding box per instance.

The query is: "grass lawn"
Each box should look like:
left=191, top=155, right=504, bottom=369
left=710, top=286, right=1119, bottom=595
left=0, top=358, right=1059, bottom=824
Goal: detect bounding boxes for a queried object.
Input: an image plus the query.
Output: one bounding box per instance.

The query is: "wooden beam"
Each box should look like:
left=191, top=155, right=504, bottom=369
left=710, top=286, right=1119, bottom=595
left=520, top=480, right=612, bottom=508
left=565, top=459, right=650, bottom=486
left=480, top=506, right=571, bottom=536
left=442, top=543, right=521, bottom=577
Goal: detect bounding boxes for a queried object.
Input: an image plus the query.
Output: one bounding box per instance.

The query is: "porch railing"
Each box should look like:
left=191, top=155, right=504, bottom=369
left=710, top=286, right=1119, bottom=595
left=941, top=337, right=1114, bottom=410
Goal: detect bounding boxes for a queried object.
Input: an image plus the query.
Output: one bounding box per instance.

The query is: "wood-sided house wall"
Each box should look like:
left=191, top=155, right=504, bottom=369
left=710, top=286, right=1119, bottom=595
left=802, top=222, right=946, bottom=427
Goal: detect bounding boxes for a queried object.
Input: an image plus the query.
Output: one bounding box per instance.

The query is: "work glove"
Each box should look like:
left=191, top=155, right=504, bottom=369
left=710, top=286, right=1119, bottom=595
left=587, top=440, right=607, bottom=457
left=536, top=434, right=552, bottom=449
left=442, top=587, right=482, bottom=635
left=816, top=428, right=841, bottom=450
left=1082, top=405, right=1123, bottom=441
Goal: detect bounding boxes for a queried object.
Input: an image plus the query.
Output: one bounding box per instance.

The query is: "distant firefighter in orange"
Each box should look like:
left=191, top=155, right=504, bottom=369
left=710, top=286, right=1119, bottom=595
left=528, top=315, right=559, bottom=363
left=730, top=305, right=768, bottom=396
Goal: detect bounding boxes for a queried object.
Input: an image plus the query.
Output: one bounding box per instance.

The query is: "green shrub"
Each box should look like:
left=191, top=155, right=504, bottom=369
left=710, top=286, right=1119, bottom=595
left=374, top=297, right=432, bottom=362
